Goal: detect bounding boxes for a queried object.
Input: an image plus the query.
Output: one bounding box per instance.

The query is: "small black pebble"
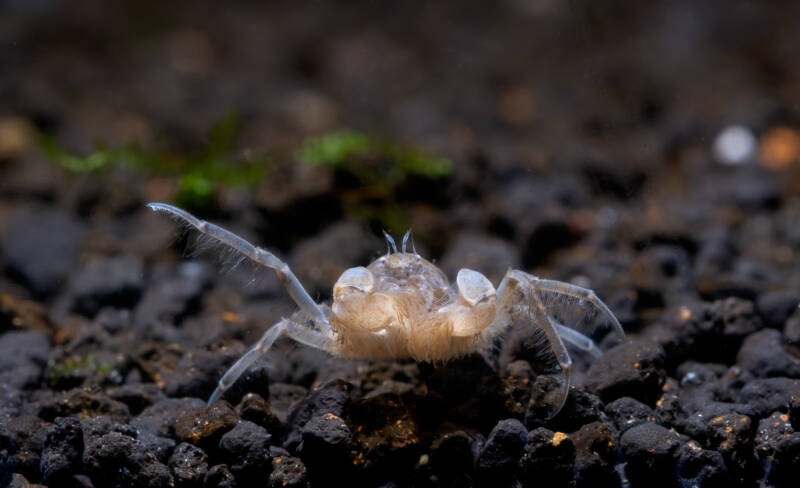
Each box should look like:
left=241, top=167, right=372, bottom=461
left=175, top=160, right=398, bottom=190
left=756, top=290, right=800, bottom=329
left=477, top=418, right=527, bottom=476
left=706, top=413, right=757, bottom=481
left=675, top=440, right=729, bottom=488
left=571, top=421, right=619, bottom=487
left=236, top=393, right=284, bottom=438
left=605, top=397, right=658, bottom=434
left=83, top=430, right=173, bottom=488
left=737, top=377, right=800, bottom=418
left=300, top=413, right=352, bottom=466
left=106, top=383, right=165, bottom=416
left=429, top=430, right=482, bottom=484
left=218, top=421, right=272, bottom=483
left=169, top=442, right=209, bottom=488
left=518, top=427, right=574, bottom=487
left=204, top=464, right=237, bottom=488
left=174, top=402, right=237, bottom=453
left=585, top=340, right=666, bottom=406
left=268, top=456, right=308, bottom=488
left=620, top=422, right=681, bottom=487
left=736, top=329, right=800, bottom=378
left=132, top=397, right=206, bottom=438
left=39, top=416, right=83, bottom=483
left=754, top=411, right=794, bottom=461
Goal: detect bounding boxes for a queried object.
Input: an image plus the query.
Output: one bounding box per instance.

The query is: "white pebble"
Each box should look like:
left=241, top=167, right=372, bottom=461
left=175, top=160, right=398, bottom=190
left=713, top=125, right=756, bottom=165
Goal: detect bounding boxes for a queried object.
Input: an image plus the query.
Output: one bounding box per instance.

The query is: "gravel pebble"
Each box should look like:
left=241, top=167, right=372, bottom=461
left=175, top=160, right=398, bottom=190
left=1, top=206, right=84, bottom=297
left=736, top=328, right=800, bottom=378
left=132, top=397, right=206, bottom=438
left=218, top=421, right=272, bottom=483
left=675, top=440, right=729, bottom=488
left=268, top=456, right=308, bottom=488
left=83, top=430, right=173, bottom=488
left=756, top=290, right=800, bottom=329
left=605, top=396, right=659, bottom=433
left=428, top=430, right=481, bottom=485
left=235, top=393, right=284, bottom=438
left=705, top=413, right=757, bottom=481
left=585, top=339, right=666, bottom=406
left=39, top=416, right=84, bottom=483
left=174, top=402, right=238, bottom=453
left=737, top=377, right=800, bottom=418
left=620, top=422, right=682, bottom=487
left=163, top=347, right=245, bottom=400
left=571, top=421, right=619, bottom=487
left=106, top=383, right=165, bottom=416
left=476, top=418, right=527, bottom=477
left=299, top=413, right=352, bottom=474
left=518, top=427, right=575, bottom=487
left=204, top=464, right=237, bottom=488
left=0, top=415, right=49, bottom=482
left=68, top=254, right=144, bottom=317
left=168, top=442, right=209, bottom=488
left=0, top=330, right=51, bottom=390
left=35, top=386, right=130, bottom=422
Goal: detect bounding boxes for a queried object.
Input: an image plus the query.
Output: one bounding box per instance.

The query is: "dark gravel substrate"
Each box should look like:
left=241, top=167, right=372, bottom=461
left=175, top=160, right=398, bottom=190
left=3, top=1, right=800, bottom=487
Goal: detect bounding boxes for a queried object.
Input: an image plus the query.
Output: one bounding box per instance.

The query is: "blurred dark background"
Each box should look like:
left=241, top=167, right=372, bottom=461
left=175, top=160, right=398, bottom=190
left=2, top=0, right=800, bottom=313
left=4, top=5, right=800, bottom=486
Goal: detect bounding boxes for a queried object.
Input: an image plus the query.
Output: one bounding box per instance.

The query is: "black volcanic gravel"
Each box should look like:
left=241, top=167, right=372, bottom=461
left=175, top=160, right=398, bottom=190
left=3, top=2, right=800, bottom=488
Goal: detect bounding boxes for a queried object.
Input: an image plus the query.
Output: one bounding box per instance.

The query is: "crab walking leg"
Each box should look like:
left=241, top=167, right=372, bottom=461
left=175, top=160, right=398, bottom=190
left=148, top=203, right=331, bottom=335
left=527, top=290, right=573, bottom=417
left=495, top=270, right=573, bottom=417
left=528, top=278, right=625, bottom=341
left=208, top=318, right=334, bottom=405
left=554, top=322, right=602, bottom=358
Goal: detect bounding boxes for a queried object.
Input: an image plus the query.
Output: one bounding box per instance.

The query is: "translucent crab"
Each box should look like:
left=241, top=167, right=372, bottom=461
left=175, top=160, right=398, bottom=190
left=148, top=202, right=625, bottom=417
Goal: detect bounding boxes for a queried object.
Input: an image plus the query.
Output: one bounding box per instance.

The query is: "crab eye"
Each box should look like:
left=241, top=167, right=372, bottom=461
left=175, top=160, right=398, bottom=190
left=456, top=268, right=495, bottom=306
left=334, top=266, right=375, bottom=298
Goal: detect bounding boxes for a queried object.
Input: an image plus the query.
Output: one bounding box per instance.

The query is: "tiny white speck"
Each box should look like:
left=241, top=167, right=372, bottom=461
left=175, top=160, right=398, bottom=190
left=713, top=125, right=756, bottom=165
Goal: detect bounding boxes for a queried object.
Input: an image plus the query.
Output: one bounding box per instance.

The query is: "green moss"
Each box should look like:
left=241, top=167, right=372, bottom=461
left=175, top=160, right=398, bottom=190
left=296, top=130, right=452, bottom=183
left=40, top=120, right=452, bottom=230
left=296, top=130, right=452, bottom=231
left=48, top=354, right=113, bottom=387
left=39, top=110, right=271, bottom=210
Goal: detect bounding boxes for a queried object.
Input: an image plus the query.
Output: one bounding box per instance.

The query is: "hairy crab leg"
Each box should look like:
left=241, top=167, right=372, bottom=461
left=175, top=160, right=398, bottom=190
left=525, top=286, right=573, bottom=418
left=495, top=270, right=574, bottom=418
left=147, top=202, right=331, bottom=335
left=208, top=317, right=334, bottom=405
left=527, top=278, right=625, bottom=341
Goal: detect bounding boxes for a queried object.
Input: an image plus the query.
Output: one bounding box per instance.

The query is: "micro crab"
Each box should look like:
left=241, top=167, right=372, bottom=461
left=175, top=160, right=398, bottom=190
left=148, top=202, right=625, bottom=417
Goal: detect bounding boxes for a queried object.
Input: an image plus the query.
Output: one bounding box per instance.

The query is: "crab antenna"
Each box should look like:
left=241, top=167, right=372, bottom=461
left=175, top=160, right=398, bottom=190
left=401, top=229, right=411, bottom=253
left=411, top=232, right=418, bottom=256
left=382, top=230, right=398, bottom=254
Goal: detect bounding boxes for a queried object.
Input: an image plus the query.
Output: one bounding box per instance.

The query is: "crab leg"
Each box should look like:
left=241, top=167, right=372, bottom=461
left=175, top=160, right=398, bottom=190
left=495, top=270, right=574, bottom=418
left=208, top=317, right=334, bottom=405
left=148, top=202, right=331, bottom=335
left=554, top=322, right=602, bottom=358
left=527, top=278, right=625, bottom=341
left=527, top=292, right=573, bottom=416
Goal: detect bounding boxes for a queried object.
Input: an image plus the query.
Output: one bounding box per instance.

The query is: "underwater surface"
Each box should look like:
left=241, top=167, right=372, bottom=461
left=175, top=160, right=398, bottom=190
left=2, top=1, right=800, bottom=486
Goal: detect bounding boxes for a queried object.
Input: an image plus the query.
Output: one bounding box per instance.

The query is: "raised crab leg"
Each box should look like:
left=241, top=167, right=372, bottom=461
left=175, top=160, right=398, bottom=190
left=208, top=317, right=335, bottom=405
left=528, top=278, right=625, bottom=341
left=147, top=203, right=331, bottom=335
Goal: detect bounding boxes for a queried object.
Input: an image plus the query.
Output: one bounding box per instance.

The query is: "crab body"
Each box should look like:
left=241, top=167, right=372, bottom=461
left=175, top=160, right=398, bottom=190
left=148, top=202, right=625, bottom=417
left=330, top=252, right=496, bottom=361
